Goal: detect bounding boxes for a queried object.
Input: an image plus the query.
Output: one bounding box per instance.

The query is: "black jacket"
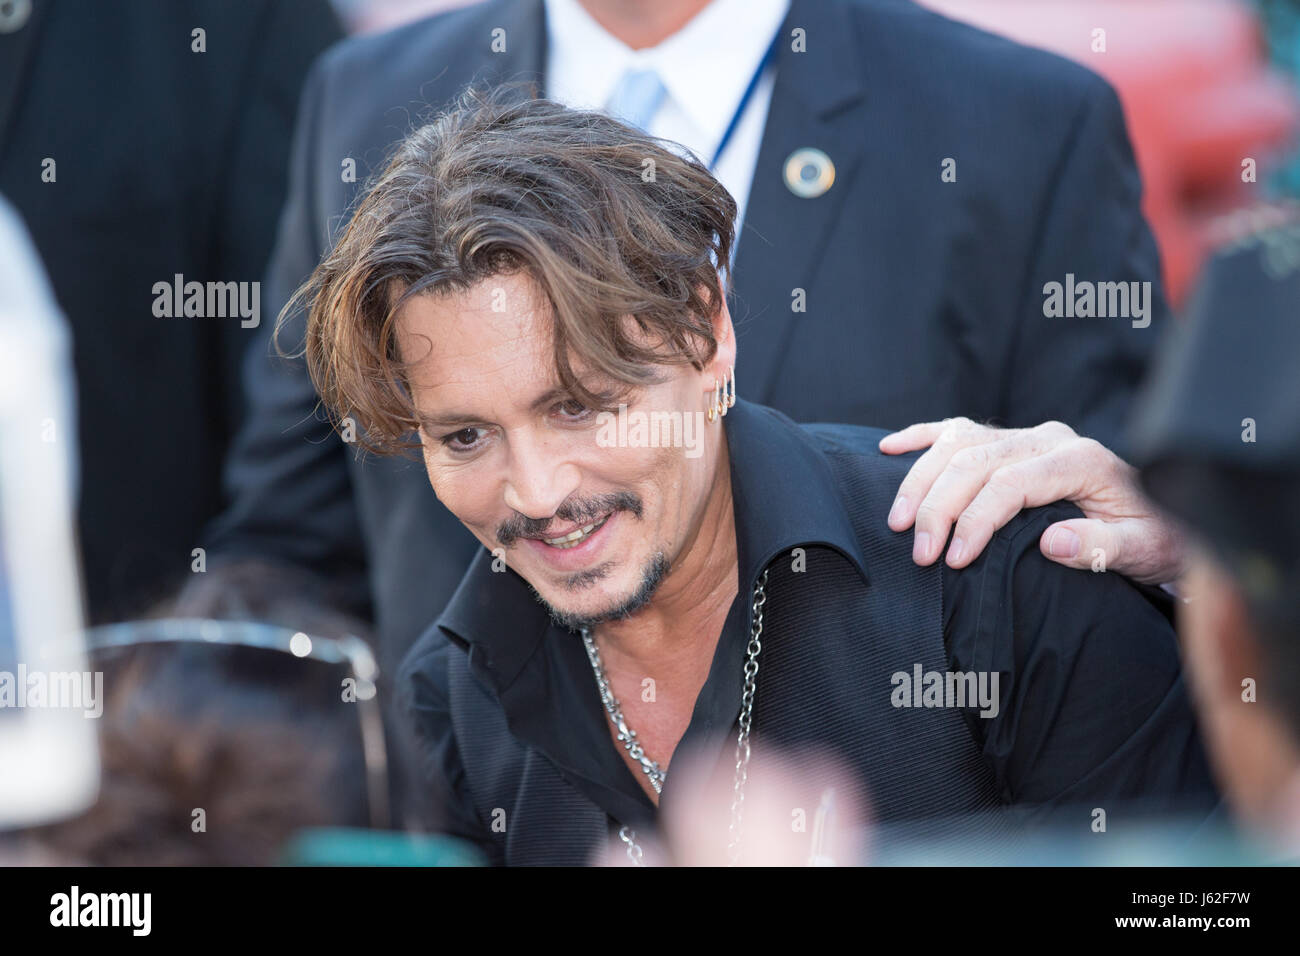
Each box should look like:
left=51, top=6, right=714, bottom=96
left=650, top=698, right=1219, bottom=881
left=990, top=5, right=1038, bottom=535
left=204, top=0, right=1169, bottom=683
left=0, top=0, right=341, bottom=620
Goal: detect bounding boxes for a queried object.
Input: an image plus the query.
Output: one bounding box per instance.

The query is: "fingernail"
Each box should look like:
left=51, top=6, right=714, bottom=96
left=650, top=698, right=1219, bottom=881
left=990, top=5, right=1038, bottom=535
left=1047, top=528, right=1080, bottom=558
left=948, top=538, right=965, bottom=565
left=913, top=531, right=932, bottom=563
left=889, top=496, right=908, bottom=526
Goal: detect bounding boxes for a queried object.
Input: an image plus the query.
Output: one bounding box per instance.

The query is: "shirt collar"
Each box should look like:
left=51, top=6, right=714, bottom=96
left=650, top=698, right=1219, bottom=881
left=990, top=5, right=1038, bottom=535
left=435, top=397, right=870, bottom=693
left=724, top=397, right=870, bottom=592
left=543, top=0, right=790, bottom=159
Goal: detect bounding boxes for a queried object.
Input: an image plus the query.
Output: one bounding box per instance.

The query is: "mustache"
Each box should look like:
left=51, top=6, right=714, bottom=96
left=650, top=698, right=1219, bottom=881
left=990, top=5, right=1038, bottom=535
left=497, top=491, right=642, bottom=547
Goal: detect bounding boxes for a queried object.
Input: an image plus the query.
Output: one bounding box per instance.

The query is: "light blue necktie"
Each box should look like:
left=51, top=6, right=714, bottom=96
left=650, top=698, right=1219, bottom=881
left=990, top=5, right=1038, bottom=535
left=605, top=68, right=668, bottom=132
left=605, top=68, right=734, bottom=270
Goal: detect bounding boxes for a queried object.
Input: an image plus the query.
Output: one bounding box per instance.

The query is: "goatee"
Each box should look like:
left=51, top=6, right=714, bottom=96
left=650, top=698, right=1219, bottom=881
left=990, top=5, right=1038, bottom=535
left=542, top=551, right=670, bottom=631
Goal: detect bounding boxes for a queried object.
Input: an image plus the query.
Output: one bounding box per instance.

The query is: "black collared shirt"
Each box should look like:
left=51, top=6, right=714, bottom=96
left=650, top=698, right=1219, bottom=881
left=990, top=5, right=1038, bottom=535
left=400, top=400, right=1217, bottom=864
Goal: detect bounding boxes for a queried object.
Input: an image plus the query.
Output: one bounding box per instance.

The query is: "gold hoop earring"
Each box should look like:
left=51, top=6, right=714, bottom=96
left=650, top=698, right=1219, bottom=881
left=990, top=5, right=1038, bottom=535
left=707, top=378, right=720, bottom=422
left=725, top=364, right=737, bottom=409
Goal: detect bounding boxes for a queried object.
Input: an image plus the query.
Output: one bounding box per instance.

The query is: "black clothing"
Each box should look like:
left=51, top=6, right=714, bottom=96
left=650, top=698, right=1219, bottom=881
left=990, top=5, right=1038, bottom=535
left=0, top=0, right=342, bottom=619
left=401, top=400, right=1217, bottom=864
left=1131, top=227, right=1300, bottom=627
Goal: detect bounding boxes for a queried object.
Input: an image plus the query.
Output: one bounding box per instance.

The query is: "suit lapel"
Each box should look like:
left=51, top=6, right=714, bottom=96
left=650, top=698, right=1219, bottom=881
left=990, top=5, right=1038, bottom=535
left=729, top=0, right=869, bottom=405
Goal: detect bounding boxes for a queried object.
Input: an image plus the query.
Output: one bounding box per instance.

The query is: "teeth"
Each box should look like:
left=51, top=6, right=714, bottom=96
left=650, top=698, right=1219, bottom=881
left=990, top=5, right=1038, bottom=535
left=543, top=516, right=607, bottom=548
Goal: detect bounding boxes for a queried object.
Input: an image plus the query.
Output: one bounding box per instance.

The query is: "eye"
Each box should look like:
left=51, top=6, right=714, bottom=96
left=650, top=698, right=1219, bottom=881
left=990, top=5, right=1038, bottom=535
left=440, top=426, right=487, bottom=453
left=554, top=398, right=594, bottom=421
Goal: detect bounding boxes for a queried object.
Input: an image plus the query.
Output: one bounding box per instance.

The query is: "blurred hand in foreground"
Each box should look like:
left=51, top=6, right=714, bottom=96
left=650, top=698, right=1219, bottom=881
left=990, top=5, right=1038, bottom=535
left=594, top=745, right=870, bottom=867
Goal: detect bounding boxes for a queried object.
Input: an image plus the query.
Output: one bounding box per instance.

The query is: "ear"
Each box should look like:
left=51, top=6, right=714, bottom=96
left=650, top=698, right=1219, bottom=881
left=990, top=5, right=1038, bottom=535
left=704, top=280, right=737, bottom=382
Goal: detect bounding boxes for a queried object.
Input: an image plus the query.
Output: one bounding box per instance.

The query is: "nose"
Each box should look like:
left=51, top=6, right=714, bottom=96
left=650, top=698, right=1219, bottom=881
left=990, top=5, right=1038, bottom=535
left=502, top=429, right=582, bottom=522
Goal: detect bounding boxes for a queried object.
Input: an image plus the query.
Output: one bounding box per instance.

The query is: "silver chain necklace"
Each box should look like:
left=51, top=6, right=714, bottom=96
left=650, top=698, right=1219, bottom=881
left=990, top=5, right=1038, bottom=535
left=580, top=567, right=770, bottom=866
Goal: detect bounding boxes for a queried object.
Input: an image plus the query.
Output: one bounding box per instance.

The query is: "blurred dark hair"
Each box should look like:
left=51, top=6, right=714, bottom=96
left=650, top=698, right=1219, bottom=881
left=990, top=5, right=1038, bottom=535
left=33, top=560, right=395, bottom=865
left=36, top=637, right=371, bottom=866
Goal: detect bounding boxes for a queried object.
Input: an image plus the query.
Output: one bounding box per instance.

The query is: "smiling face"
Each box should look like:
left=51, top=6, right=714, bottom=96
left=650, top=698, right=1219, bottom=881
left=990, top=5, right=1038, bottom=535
left=397, top=270, right=736, bottom=629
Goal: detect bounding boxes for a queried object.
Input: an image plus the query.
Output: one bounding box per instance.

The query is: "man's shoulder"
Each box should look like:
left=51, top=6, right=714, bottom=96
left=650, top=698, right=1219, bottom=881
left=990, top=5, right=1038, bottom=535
left=790, top=418, right=928, bottom=556
left=312, top=0, right=534, bottom=118
left=296, top=0, right=540, bottom=239
left=800, top=419, right=916, bottom=483
left=797, top=417, right=1086, bottom=549
left=320, top=0, right=512, bottom=74
left=845, top=0, right=1117, bottom=125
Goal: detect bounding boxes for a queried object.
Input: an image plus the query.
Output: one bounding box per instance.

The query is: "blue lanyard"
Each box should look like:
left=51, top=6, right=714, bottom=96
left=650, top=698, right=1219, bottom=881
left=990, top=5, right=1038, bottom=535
left=709, top=28, right=782, bottom=171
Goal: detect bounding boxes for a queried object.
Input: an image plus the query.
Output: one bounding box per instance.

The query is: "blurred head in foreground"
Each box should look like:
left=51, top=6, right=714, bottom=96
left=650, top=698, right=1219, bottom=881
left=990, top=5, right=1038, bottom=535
left=34, top=568, right=381, bottom=865
left=1131, top=214, right=1300, bottom=853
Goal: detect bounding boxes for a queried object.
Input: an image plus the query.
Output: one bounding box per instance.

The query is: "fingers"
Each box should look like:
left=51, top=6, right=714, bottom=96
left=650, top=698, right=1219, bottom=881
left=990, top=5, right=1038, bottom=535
left=1039, top=516, right=1188, bottom=585
left=885, top=416, right=1162, bottom=576
left=884, top=417, right=986, bottom=533
left=1039, top=518, right=1120, bottom=574
left=938, top=463, right=1030, bottom=567
left=941, top=441, right=1093, bottom=567
left=902, top=424, right=1080, bottom=563
left=878, top=420, right=953, bottom=455
left=909, top=440, right=1002, bottom=563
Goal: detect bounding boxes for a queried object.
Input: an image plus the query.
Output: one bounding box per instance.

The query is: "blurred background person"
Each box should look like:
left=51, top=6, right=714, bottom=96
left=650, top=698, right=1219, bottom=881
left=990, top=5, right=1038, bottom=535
left=21, top=607, right=484, bottom=865
left=33, top=620, right=378, bottom=866
left=0, top=0, right=340, bottom=623
left=1130, top=212, right=1300, bottom=860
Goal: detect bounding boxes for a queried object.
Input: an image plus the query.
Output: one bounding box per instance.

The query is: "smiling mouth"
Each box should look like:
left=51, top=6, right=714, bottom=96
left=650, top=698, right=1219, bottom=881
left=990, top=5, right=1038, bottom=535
left=540, top=514, right=611, bottom=549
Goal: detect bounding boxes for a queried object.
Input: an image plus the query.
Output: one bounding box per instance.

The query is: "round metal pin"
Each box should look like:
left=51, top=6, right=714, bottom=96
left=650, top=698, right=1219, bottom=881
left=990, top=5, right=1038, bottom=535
left=783, top=147, right=835, bottom=198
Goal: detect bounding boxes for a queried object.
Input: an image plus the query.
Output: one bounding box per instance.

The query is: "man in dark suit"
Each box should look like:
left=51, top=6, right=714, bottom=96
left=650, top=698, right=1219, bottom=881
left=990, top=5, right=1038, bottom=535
left=203, top=0, right=1169, bottom=692
left=0, top=0, right=341, bottom=621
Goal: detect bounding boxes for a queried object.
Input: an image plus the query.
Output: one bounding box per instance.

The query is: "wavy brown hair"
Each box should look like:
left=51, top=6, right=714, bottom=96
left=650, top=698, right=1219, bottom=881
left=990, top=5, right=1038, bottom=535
left=288, top=84, right=738, bottom=455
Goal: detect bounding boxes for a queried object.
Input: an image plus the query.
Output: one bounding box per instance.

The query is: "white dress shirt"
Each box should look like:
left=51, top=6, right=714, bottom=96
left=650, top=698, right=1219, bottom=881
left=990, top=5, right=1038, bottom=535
left=543, top=0, right=789, bottom=234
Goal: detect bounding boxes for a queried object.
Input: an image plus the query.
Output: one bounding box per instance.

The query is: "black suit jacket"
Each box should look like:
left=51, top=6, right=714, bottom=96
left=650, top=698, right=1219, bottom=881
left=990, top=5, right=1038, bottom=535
left=204, top=0, right=1169, bottom=680
left=0, top=0, right=341, bottom=621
